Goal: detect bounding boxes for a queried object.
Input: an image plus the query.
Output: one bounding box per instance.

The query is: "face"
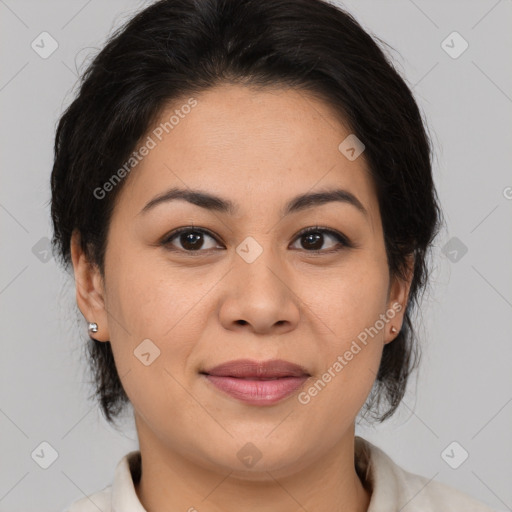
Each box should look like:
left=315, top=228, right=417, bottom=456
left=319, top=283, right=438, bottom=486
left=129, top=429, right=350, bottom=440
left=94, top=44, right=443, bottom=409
left=72, top=84, right=411, bottom=478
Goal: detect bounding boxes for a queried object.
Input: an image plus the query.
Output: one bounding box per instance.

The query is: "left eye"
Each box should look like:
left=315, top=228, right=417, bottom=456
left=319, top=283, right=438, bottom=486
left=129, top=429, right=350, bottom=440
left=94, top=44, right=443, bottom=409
left=290, top=227, right=350, bottom=252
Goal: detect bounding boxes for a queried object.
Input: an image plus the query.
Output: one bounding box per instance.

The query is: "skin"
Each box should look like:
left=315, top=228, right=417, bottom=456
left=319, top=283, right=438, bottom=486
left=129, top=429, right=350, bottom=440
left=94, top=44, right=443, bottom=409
left=71, top=83, right=413, bottom=512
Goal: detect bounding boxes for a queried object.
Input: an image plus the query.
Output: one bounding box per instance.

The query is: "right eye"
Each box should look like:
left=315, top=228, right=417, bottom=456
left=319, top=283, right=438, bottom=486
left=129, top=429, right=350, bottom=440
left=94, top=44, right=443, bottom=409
left=160, top=227, right=224, bottom=254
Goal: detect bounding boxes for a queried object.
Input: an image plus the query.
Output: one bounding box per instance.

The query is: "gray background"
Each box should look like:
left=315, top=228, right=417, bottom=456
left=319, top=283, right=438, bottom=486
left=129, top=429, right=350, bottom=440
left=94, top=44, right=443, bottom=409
left=1, top=0, right=511, bottom=511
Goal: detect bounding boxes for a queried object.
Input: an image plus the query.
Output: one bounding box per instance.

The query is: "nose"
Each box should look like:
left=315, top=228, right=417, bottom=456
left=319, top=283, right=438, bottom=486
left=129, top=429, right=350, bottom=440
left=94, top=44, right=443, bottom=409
left=218, top=244, right=301, bottom=335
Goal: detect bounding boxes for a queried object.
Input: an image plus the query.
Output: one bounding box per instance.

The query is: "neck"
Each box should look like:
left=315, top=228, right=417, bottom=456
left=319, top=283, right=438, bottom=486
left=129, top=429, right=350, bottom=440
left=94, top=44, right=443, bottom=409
left=134, top=417, right=371, bottom=512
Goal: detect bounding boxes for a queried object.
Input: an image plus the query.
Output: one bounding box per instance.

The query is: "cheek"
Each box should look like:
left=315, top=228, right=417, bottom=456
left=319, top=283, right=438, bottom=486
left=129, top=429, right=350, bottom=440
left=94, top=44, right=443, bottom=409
left=103, top=260, right=213, bottom=436
left=298, top=257, right=390, bottom=346
left=101, top=249, right=214, bottom=397
left=295, top=270, right=388, bottom=433
left=106, top=245, right=213, bottom=336
left=292, top=259, right=388, bottom=410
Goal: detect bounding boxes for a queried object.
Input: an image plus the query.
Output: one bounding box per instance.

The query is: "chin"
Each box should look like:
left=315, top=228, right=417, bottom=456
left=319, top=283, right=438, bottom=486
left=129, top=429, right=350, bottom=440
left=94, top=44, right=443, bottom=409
left=192, top=435, right=314, bottom=480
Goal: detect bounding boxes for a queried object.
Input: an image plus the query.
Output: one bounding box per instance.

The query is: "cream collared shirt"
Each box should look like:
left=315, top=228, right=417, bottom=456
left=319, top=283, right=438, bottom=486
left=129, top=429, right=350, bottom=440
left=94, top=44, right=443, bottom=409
left=64, top=436, right=498, bottom=512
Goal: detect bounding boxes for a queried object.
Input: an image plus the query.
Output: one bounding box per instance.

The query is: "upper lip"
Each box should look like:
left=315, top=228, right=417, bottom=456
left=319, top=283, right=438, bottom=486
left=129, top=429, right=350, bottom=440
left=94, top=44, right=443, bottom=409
left=201, top=359, right=310, bottom=378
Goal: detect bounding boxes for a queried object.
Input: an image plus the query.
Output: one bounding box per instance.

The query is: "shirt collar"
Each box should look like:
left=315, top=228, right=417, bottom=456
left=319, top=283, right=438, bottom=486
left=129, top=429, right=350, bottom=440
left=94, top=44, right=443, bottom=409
left=111, top=450, right=146, bottom=512
left=355, top=435, right=400, bottom=510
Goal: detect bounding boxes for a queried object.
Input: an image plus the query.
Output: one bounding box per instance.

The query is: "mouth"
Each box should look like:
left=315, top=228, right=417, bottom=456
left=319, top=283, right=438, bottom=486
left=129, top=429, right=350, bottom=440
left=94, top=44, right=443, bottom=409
left=201, top=358, right=310, bottom=379
left=200, top=359, right=311, bottom=405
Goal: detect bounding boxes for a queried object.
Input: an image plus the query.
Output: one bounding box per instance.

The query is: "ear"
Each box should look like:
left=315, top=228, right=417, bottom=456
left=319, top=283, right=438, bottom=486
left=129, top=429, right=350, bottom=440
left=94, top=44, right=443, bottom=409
left=70, top=230, right=110, bottom=342
left=384, top=254, right=414, bottom=345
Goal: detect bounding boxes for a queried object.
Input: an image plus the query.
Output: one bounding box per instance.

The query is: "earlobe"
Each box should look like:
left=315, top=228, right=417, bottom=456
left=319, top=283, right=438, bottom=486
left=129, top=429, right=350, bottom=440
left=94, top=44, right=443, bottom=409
left=70, top=230, right=110, bottom=342
left=385, top=304, right=402, bottom=344
left=385, top=255, right=414, bottom=344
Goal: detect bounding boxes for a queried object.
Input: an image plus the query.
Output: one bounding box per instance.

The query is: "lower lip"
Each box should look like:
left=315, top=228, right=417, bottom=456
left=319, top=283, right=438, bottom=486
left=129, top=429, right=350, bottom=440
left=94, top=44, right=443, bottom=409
left=203, top=374, right=309, bottom=405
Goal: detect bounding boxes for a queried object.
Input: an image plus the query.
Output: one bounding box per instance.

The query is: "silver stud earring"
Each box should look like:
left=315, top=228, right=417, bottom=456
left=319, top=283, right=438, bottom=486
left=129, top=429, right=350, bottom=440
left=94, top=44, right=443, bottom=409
left=88, top=322, right=98, bottom=333
left=390, top=326, right=398, bottom=334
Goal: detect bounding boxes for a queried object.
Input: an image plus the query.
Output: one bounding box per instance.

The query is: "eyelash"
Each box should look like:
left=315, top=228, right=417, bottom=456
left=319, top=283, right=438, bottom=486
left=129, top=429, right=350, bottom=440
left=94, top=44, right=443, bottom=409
left=160, top=225, right=352, bottom=256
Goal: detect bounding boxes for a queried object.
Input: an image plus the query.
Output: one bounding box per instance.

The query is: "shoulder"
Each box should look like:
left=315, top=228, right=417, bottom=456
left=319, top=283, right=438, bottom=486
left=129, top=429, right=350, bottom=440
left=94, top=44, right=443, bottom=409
left=62, top=485, right=112, bottom=512
left=62, top=449, right=142, bottom=512
left=355, top=436, right=498, bottom=512
left=388, top=464, right=496, bottom=511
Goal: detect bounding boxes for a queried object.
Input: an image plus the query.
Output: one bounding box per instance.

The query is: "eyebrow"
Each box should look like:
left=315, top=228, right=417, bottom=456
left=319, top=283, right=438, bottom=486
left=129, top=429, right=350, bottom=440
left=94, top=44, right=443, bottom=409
left=139, top=186, right=368, bottom=218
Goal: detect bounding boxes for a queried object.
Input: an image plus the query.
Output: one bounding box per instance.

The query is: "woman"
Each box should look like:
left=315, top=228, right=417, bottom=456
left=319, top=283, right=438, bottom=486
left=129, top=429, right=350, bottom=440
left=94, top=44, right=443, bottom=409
left=51, top=0, right=497, bottom=510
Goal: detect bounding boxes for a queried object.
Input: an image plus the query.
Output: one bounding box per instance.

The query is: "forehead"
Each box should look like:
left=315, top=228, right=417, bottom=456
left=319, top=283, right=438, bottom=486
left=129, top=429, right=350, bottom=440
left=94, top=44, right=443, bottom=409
left=116, top=84, right=379, bottom=222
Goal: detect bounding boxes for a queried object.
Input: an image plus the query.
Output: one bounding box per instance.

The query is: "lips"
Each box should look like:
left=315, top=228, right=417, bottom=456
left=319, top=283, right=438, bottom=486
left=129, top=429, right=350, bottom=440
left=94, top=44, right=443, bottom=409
left=200, top=359, right=311, bottom=405
left=201, top=358, right=310, bottom=379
